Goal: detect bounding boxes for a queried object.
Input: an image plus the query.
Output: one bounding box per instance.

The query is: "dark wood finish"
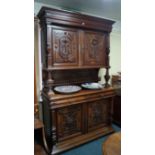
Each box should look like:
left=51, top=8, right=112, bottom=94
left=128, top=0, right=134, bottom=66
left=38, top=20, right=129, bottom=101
left=111, top=75, right=121, bottom=126
left=57, top=104, right=83, bottom=141
left=82, top=31, right=106, bottom=66
left=87, top=98, right=111, bottom=132
left=52, top=26, right=79, bottom=67
left=42, top=88, right=115, bottom=154
left=38, top=7, right=114, bottom=32
left=38, top=7, right=115, bottom=155
left=53, top=126, right=114, bottom=155
left=43, top=69, right=99, bottom=88
left=104, top=34, right=111, bottom=87
left=113, top=94, right=121, bottom=126
left=38, top=7, right=115, bottom=89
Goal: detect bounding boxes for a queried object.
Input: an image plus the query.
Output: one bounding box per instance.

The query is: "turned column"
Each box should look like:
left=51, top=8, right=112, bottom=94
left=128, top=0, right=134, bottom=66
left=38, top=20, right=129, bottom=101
left=47, top=71, right=54, bottom=95
left=46, top=24, right=54, bottom=94
left=104, top=33, right=110, bottom=88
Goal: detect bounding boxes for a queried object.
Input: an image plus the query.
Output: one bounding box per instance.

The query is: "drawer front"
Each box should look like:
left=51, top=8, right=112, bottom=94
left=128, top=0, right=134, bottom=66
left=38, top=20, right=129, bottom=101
left=56, top=104, right=82, bottom=141
left=87, top=98, right=111, bottom=132
left=45, top=12, right=112, bottom=32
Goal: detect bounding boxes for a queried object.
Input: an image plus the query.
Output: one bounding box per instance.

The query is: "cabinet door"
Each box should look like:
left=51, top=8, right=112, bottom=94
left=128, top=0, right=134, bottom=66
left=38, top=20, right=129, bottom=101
left=52, top=26, right=79, bottom=67
left=82, top=31, right=106, bottom=66
left=56, top=104, right=82, bottom=141
left=87, top=98, right=111, bottom=132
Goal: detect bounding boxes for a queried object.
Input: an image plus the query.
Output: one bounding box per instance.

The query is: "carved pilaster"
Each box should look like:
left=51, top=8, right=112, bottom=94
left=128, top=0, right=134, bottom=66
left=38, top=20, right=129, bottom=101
left=47, top=26, right=52, bottom=68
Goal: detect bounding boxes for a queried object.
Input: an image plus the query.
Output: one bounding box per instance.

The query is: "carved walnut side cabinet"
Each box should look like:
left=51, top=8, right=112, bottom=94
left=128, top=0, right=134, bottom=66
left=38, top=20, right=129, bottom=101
left=38, top=7, right=115, bottom=155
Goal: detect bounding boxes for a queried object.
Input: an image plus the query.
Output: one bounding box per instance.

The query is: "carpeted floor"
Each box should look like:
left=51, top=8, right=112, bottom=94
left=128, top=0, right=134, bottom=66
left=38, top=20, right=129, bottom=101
left=60, top=124, right=121, bottom=155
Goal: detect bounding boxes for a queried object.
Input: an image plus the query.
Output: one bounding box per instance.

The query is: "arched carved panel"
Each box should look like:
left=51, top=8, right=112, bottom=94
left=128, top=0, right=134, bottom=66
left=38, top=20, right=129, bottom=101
left=83, top=31, right=106, bottom=66
left=57, top=105, right=82, bottom=140
left=88, top=99, right=111, bottom=131
left=52, top=27, right=79, bottom=66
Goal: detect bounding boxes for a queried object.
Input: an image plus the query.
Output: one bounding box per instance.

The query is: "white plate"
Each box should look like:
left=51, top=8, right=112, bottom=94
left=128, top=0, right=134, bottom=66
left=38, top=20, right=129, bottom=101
left=81, top=83, right=103, bottom=89
left=54, top=85, right=81, bottom=94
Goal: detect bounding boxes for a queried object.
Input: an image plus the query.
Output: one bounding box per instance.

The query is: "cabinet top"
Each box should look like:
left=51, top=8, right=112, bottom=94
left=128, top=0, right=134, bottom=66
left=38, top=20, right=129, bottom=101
left=42, top=87, right=115, bottom=109
left=37, top=7, right=115, bottom=32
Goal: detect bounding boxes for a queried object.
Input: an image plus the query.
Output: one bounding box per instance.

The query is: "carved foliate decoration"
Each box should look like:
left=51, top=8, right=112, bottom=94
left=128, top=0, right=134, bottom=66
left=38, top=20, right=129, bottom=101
left=88, top=100, right=108, bottom=128
left=84, top=32, right=105, bottom=65
left=90, top=38, right=99, bottom=58
left=57, top=105, right=81, bottom=139
left=53, top=28, right=78, bottom=64
left=91, top=103, right=103, bottom=124
left=62, top=111, right=77, bottom=130
left=59, top=34, right=72, bottom=60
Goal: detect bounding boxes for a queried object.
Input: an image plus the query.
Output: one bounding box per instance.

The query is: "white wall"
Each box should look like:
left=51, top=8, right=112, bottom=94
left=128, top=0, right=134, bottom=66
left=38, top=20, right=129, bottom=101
left=110, top=32, right=121, bottom=74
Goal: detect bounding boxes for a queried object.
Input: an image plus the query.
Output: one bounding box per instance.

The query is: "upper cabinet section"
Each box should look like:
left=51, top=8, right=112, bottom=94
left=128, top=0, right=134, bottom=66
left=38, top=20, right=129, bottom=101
left=38, top=7, right=115, bottom=70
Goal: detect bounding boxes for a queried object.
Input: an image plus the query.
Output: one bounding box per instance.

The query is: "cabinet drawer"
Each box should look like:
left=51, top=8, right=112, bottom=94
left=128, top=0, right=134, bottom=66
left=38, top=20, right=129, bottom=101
left=87, top=98, right=111, bottom=132
left=56, top=104, right=83, bottom=141
left=45, top=11, right=112, bottom=32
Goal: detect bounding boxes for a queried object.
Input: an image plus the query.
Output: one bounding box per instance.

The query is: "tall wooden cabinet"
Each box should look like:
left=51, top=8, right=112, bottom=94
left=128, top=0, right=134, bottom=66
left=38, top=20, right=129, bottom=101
left=38, top=7, right=115, bottom=155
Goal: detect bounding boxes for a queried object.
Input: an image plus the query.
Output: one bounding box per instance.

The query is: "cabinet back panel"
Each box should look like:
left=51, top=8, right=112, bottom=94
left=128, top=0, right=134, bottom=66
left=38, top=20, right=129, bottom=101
left=43, top=69, right=99, bottom=86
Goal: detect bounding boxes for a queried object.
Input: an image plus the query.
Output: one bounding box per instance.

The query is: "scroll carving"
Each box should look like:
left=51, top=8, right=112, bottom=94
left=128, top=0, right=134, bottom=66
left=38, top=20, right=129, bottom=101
left=57, top=106, right=81, bottom=138
left=59, top=35, right=72, bottom=60
left=88, top=101, right=107, bottom=128
left=89, top=38, right=99, bottom=59
left=84, top=32, right=105, bottom=65
left=53, top=29, right=78, bottom=63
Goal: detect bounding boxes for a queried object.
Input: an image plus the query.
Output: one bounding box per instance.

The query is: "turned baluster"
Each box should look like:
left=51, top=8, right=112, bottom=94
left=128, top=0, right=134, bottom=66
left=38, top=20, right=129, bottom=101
left=104, top=33, right=110, bottom=88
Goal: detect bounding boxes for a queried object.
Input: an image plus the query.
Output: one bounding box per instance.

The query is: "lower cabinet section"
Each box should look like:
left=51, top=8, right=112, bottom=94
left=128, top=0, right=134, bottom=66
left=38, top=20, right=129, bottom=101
left=42, top=89, right=115, bottom=155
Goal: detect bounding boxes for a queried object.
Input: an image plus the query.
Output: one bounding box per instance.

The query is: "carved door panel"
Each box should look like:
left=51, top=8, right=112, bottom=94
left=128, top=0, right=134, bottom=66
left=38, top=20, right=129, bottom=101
left=52, top=26, right=79, bottom=67
left=56, top=104, right=82, bottom=141
left=82, top=31, right=106, bottom=66
left=87, top=98, right=111, bottom=132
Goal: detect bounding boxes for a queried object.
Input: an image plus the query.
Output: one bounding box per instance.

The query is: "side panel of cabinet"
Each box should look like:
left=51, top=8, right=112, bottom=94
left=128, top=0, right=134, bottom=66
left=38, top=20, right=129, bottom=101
left=82, top=31, right=106, bottom=66
left=87, top=98, right=112, bottom=132
left=52, top=26, right=79, bottom=67
left=113, top=95, right=121, bottom=126
left=56, top=104, right=83, bottom=141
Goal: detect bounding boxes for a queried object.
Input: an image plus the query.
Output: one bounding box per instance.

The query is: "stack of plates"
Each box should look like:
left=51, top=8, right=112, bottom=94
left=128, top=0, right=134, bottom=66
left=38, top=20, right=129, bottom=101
left=81, top=83, right=103, bottom=90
